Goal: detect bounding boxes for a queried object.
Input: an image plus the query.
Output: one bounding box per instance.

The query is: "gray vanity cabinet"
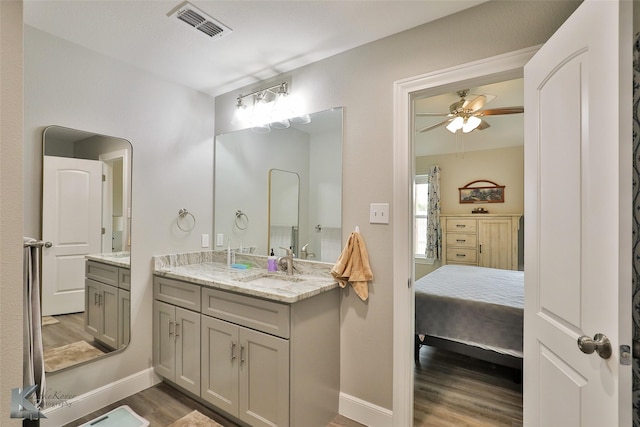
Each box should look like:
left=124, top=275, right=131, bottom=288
left=153, top=274, right=339, bottom=427
left=201, top=314, right=289, bottom=427
left=84, top=260, right=131, bottom=350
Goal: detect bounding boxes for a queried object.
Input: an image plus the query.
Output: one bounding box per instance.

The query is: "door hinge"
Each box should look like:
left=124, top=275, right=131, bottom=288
left=408, top=278, right=412, bottom=288
left=102, top=174, right=106, bottom=182
left=102, top=227, right=106, bottom=235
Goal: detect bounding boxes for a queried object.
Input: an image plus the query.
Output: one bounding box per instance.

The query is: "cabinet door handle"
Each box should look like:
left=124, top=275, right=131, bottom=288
left=479, top=244, right=482, bottom=254
left=231, top=342, right=236, bottom=361
left=95, top=293, right=100, bottom=305
left=175, top=322, right=180, bottom=338
left=168, top=320, right=174, bottom=336
left=456, top=253, right=466, bottom=258
left=240, top=345, right=245, bottom=364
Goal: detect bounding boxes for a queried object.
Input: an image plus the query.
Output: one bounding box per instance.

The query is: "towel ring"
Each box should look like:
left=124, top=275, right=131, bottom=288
left=235, top=210, right=249, bottom=230
left=177, top=208, right=196, bottom=232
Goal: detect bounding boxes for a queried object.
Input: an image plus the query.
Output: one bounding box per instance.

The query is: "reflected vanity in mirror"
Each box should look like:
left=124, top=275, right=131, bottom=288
left=215, top=107, right=343, bottom=262
left=41, top=125, right=132, bottom=373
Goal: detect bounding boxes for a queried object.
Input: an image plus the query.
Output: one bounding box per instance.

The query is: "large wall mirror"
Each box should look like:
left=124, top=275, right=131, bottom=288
left=215, top=107, right=343, bottom=262
left=41, top=125, right=132, bottom=373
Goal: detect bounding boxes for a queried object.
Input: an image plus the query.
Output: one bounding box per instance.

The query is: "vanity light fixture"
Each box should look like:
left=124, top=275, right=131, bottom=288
left=232, top=82, right=309, bottom=132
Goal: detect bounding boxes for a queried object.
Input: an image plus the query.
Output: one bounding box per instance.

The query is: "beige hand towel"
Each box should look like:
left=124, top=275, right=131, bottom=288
left=331, top=232, right=373, bottom=301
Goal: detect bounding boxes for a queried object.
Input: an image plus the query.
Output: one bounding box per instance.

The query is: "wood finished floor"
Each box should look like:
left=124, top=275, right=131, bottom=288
left=42, top=313, right=114, bottom=355
left=62, top=345, right=522, bottom=427
left=414, top=346, right=523, bottom=427
left=62, top=381, right=363, bottom=427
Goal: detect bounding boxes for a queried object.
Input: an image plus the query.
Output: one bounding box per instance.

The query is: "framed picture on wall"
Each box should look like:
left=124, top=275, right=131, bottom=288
left=459, top=180, right=505, bottom=203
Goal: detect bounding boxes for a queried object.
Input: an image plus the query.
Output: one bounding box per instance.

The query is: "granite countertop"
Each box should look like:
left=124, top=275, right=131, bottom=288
left=86, top=252, right=130, bottom=268
left=154, top=260, right=339, bottom=304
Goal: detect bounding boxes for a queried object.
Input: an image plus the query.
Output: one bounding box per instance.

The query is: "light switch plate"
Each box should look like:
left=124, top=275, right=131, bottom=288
left=370, top=203, right=390, bottom=224
left=201, top=234, right=210, bottom=248
left=216, top=233, right=224, bottom=246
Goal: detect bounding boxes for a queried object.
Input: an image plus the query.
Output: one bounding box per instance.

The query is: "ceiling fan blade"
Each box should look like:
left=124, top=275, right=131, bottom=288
left=462, top=93, right=496, bottom=112
left=476, top=106, right=524, bottom=116
left=417, top=119, right=451, bottom=133
left=476, top=119, right=491, bottom=131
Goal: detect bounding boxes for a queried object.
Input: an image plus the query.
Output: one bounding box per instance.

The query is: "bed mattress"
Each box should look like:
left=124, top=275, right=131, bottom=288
left=415, top=264, right=524, bottom=358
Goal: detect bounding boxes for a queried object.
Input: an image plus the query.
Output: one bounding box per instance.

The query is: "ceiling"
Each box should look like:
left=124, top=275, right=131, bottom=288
left=23, top=0, right=487, bottom=98
left=414, top=78, right=524, bottom=157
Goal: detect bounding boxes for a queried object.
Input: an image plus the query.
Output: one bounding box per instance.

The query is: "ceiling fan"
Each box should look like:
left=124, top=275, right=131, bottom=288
left=416, top=89, right=524, bottom=134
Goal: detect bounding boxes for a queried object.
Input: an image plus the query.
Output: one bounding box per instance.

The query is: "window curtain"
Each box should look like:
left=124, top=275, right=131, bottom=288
left=425, top=165, right=441, bottom=262
left=631, top=31, right=640, bottom=427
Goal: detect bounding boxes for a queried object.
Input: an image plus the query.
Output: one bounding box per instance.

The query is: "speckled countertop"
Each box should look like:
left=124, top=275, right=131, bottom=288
left=86, top=252, right=130, bottom=268
left=153, top=251, right=338, bottom=304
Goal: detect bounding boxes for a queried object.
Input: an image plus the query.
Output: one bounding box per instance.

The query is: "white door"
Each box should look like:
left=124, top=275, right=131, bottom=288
left=42, top=156, right=102, bottom=316
left=523, top=1, right=632, bottom=426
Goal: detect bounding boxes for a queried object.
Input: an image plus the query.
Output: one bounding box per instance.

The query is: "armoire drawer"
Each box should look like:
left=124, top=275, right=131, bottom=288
left=446, top=248, right=477, bottom=264
left=446, top=219, right=477, bottom=233
left=447, top=233, right=477, bottom=248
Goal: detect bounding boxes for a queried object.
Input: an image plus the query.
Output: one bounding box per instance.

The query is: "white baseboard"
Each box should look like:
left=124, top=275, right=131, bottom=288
left=339, top=392, right=393, bottom=427
left=40, top=368, right=161, bottom=426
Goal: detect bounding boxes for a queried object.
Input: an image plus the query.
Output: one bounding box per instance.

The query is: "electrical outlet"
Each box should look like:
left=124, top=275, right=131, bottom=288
left=216, top=233, right=224, bottom=246
left=201, top=234, right=210, bottom=248
left=369, top=203, right=390, bottom=224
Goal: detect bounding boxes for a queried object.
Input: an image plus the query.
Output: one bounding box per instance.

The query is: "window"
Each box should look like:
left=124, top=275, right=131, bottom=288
left=415, top=174, right=429, bottom=258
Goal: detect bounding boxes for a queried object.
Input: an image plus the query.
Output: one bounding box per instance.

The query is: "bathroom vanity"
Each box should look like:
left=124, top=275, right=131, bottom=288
left=152, top=252, right=340, bottom=427
left=84, top=254, right=131, bottom=350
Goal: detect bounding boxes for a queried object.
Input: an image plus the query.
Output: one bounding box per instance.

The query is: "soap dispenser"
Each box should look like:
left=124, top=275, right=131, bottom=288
left=267, top=248, right=277, bottom=272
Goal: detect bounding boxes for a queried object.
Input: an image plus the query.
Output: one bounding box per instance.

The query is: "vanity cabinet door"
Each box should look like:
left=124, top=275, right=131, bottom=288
left=153, top=300, right=200, bottom=393
left=239, top=327, right=289, bottom=427
left=100, top=283, right=119, bottom=349
left=84, top=278, right=118, bottom=349
left=85, top=279, right=102, bottom=337
left=175, top=307, right=200, bottom=395
left=153, top=300, right=176, bottom=380
left=201, top=315, right=239, bottom=415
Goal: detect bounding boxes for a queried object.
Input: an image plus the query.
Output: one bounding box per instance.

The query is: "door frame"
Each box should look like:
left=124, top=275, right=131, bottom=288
left=391, top=46, right=538, bottom=426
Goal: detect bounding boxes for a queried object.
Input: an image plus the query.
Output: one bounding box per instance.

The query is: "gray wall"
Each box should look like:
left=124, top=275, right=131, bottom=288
left=1, top=2, right=24, bottom=426
left=23, top=25, right=215, bottom=398
left=215, top=0, right=579, bottom=411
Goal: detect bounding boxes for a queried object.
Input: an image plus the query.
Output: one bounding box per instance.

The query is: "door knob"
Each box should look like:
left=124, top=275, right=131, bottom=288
left=577, top=333, right=612, bottom=359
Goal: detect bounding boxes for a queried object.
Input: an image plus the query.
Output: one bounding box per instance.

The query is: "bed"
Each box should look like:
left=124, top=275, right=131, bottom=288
left=414, top=264, right=524, bottom=370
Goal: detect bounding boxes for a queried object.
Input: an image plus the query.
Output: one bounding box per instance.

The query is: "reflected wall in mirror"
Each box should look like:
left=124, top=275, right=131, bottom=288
left=215, top=107, right=342, bottom=262
left=268, top=169, right=300, bottom=255
left=42, top=125, right=132, bottom=373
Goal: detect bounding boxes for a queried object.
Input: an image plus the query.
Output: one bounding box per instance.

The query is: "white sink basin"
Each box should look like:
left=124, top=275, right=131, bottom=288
left=237, top=273, right=304, bottom=288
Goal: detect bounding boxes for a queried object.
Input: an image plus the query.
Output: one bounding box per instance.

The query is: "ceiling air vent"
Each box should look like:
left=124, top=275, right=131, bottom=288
left=169, top=1, right=232, bottom=39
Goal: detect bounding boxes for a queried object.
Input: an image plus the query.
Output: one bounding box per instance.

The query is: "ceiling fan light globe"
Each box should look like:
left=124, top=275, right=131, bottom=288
left=446, top=116, right=464, bottom=133
left=462, top=116, right=482, bottom=133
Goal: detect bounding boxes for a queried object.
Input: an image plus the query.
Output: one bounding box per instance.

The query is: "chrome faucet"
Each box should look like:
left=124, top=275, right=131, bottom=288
left=277, top=247, right=295, bottom=275
left=301, top=243, right=316, bottom=260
